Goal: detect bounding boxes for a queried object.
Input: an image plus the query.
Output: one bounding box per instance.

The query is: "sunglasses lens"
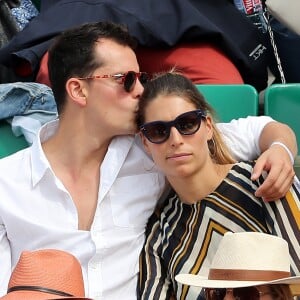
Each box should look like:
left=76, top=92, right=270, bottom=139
left=124, top=71, right=137, bottom=92
left=141, top=110, right=204, bottom=144
left=123, top=72, right=149, bottom=92
left=206, top=287, right=261, bottom=300
left=142, top=122, right=169, bottom=144
left=205, top=288, right=226, bottom=300
left=176, top=112, right=202, bottom=135
left=234, top=287, right=260, bottom=300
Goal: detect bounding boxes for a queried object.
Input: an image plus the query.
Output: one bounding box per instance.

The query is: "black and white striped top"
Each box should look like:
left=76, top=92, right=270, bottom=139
left=139, top=161, right=300, bottom=300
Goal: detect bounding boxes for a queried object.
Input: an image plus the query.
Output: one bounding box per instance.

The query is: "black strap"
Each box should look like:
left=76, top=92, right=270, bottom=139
left=7, top=285, right=73, bottom=297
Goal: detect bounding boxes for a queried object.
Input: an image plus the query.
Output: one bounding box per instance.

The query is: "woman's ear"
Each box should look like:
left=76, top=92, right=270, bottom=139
left=65, top=78, right=88, bottom=107
left=205, top=115, right=214, bottom=140
left=139, top=132, right=152, bottom=155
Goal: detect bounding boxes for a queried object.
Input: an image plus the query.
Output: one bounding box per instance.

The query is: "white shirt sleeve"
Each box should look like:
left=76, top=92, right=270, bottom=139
left=216, top=116, right=275, bottom=161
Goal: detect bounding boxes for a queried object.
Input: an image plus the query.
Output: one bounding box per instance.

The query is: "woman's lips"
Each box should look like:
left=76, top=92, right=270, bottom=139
left=167, top=153, right=191, bottom=160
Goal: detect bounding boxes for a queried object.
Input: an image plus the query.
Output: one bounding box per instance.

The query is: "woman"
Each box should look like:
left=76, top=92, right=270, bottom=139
left=136, top=72, right=300, bottom=300
left=176, top=231, right=300, bottom=300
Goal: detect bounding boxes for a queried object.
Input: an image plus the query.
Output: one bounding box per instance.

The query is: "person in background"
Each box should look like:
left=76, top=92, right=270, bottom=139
left=232, top=0, right=300, bottom=84
left=0, top=0, right=268, bottom=91
left=176, top=231, right=300, bottom=300
left=137, top=72, right=300, bottom=300
left=0, top=22, right=298, bottom=300
left=11, top=0, right=38, bottom=30
left=267, top=17, right=300, bottom=84
left=0, top=0, right=20, bottom=83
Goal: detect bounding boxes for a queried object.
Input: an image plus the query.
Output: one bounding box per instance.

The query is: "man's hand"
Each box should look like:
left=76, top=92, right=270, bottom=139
left=251, top=144, right=295, bottom=201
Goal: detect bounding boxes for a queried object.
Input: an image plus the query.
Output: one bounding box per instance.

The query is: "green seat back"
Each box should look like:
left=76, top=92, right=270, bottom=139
left=0, top=121, right=29, bottom=159
left=264, top=84, right=300, bottom=156
left=196, top=84, right=259, bottom=122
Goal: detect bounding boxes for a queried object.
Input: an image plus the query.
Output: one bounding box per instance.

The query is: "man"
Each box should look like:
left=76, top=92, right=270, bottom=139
left=0, top=21, right=297, bottom=300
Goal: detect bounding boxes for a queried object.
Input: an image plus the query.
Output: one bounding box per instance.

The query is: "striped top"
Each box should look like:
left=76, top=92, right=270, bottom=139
left=139, top=161, right=300, bottom=300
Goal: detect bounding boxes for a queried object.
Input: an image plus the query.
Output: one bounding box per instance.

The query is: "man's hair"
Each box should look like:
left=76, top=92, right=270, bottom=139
left=48, top=21, right=137, bottom=113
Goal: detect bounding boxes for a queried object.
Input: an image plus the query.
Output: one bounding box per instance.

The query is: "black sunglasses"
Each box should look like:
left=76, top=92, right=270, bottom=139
left=205, top=287, right=270, bottom=300
left=140, top=109, right=206, bottom=144
left=78, top=71, right=149, bottom=92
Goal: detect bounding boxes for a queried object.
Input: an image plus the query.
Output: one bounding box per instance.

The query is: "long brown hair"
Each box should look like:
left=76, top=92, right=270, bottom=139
left=269, top=284, right=294, bottom=300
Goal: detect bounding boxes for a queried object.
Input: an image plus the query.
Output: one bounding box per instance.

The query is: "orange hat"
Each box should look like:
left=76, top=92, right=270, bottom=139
left=1, top=249, right=92, bottom=300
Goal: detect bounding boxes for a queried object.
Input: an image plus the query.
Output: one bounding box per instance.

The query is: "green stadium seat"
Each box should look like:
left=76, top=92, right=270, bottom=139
left=196, top=84, right=259, bottom=122
left=264, top=83, right=300, bottom=177
left=295, top=156, right=300, bottom=179
left=0, top=120, right=29, bottom=159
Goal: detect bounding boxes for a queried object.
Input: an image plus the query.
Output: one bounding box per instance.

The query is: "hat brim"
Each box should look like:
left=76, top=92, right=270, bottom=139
left=175, top=274, right=300, bottom=289
left=0, top=290, right=91, bottom=300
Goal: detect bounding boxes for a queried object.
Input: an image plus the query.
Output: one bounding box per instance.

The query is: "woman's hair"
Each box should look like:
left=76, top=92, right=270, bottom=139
left=269, top=284, right=294, bottom=300
left=136, top=72, right=235, bottom=164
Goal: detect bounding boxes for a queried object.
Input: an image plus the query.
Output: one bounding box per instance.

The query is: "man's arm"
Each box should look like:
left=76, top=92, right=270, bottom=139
left=252, top=121, right=296, bottom=201
left=217, top=116, right=297, bottom=201
left=257, top=121, right=297, bottom=157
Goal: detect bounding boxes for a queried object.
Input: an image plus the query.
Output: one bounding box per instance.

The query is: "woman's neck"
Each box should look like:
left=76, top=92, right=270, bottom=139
left=167, top=162, right=234, bottom=204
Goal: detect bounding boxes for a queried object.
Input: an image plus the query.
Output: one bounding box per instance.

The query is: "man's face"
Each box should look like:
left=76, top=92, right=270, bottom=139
left=84, top=39, right=144, bottom=137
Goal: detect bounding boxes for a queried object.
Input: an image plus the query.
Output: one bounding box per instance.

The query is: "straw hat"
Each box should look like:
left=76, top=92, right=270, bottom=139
left=176, top=232, right=300, bottom=290
left=1, top=249, right=92, bottom=299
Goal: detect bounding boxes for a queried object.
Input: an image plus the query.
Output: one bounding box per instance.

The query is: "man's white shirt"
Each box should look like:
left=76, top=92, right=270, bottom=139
left=0, top=116, right=273, bottom=299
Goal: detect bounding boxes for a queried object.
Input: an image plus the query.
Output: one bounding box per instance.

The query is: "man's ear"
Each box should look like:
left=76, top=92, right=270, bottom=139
left=66, top=78, right=87, bottom=107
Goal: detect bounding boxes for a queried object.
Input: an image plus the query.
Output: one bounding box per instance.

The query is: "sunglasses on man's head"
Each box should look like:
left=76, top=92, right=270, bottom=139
left=140, top=109, right=206, bottom=144
left=205, top=286, right=271, bottom=300
left=78, top=71, right=149, bottom=92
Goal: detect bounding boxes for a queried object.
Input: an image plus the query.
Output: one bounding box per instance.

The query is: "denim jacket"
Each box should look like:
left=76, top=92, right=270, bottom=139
left=0, top=82, right=57, bottom=143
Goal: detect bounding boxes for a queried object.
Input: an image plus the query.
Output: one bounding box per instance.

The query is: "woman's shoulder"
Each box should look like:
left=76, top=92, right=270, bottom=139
left=222, top=160, right=261, bottom=190
left=230, top=161, right=257, bottom=178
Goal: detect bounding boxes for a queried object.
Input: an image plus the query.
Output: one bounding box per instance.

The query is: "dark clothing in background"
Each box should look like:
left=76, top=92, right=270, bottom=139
left=268, top=17, right=300, bottom=83
left=0, top=0, right=20, bottom=83
left=0, top=0, right=269, bottom=91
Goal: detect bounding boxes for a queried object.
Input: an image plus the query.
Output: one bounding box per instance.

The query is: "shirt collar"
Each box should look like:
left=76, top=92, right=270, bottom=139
left=31, top=119, right=59, bottom=187
left=30, top=120, right=136, bottom=187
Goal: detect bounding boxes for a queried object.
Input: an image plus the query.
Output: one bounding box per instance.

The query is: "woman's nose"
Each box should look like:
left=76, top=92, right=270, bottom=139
left=169, top=126, right=184, bottom=146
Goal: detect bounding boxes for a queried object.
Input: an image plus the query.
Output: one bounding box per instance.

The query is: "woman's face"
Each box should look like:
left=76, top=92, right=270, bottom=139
left=140, top=94, right=213, bottom=179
